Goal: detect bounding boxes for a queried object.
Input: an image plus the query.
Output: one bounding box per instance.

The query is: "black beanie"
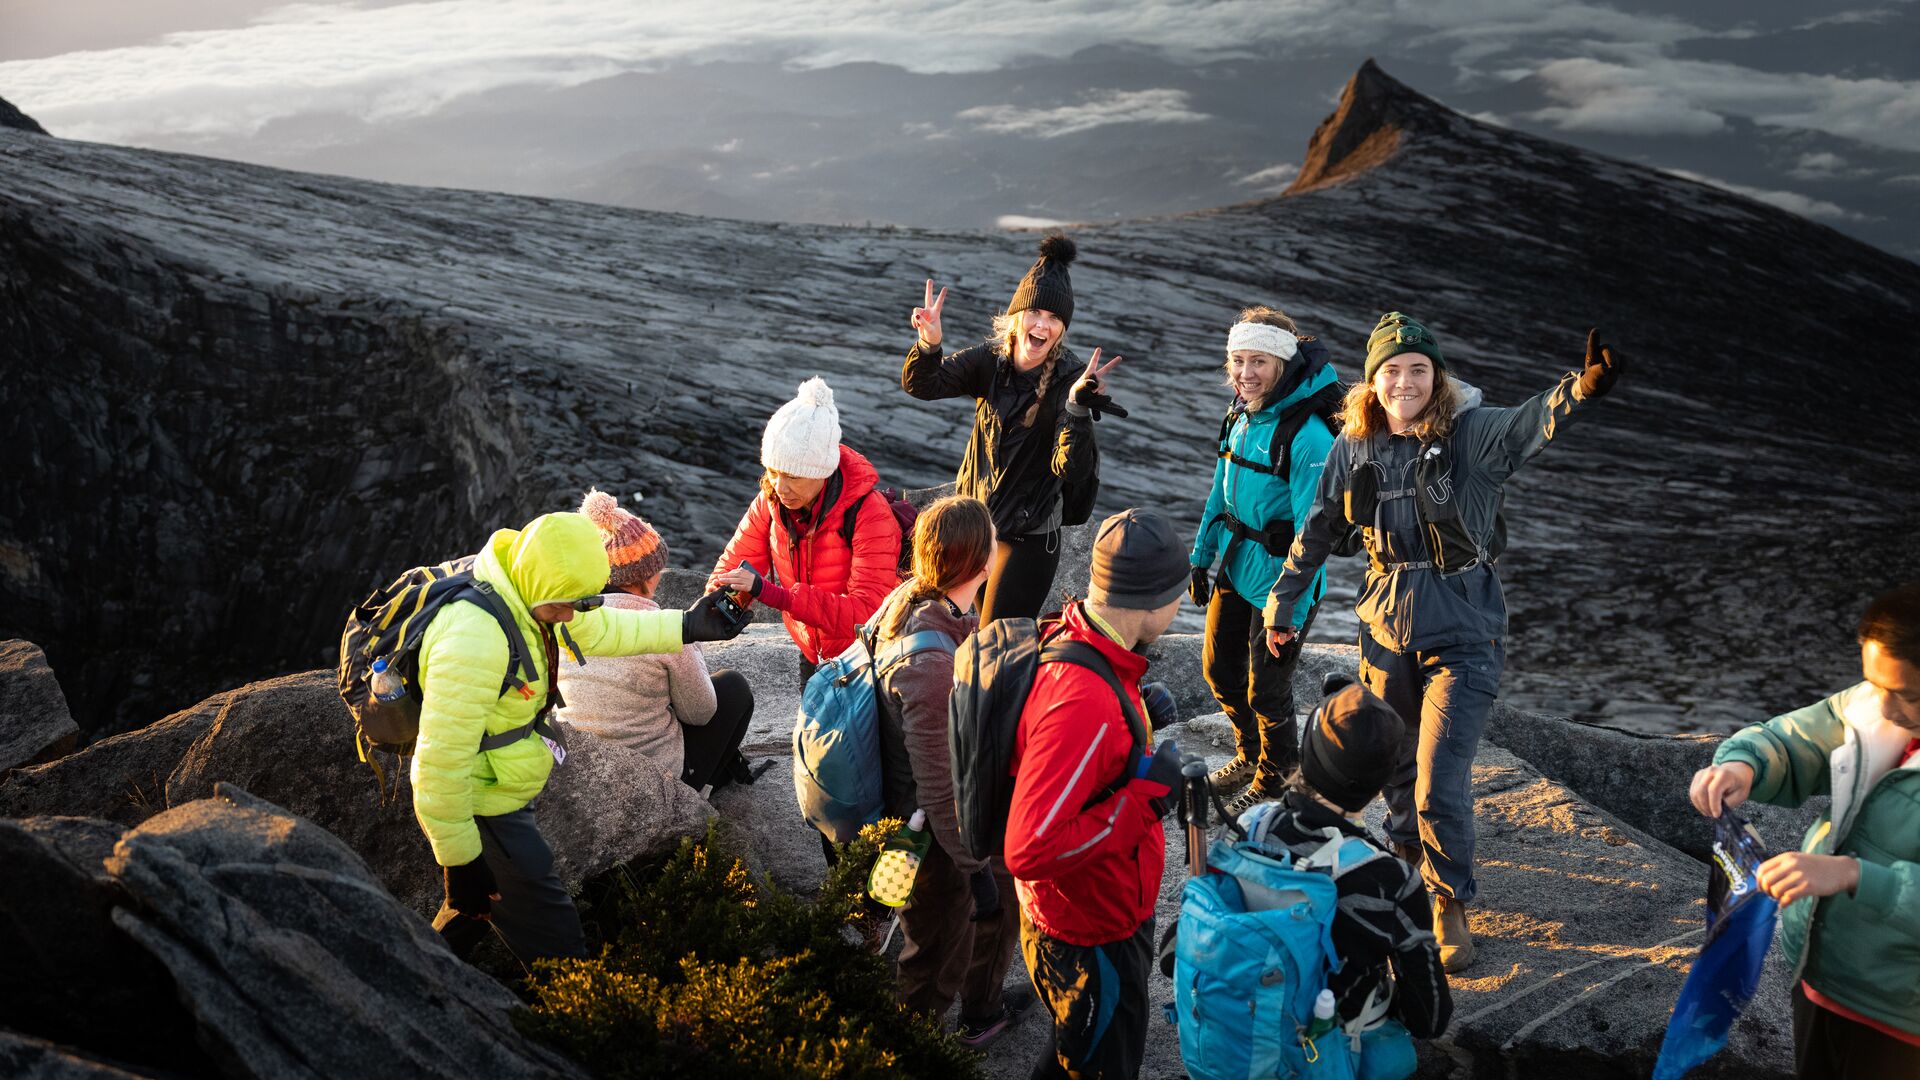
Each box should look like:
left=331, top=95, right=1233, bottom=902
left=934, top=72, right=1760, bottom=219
left=1300, top=682, right=1406, bottom=813
left=1006, top=234, right=1076, bottom=328
left=1087, top=507, right=1189, bottom=611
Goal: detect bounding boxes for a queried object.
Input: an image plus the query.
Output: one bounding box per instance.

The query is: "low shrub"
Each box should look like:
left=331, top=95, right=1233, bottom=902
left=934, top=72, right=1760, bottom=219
left=519, top=820, right=985, bottom=1079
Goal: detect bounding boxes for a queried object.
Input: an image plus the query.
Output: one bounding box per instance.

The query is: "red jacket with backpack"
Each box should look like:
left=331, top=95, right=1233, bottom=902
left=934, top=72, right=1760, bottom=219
left=708, top=445, right=903, bottom=664
left=1004, top=602, right=1169, bottom=946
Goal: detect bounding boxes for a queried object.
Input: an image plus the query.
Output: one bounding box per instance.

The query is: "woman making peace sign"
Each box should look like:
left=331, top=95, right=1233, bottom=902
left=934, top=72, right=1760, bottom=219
left=901, top=235, right=1117, bottom=623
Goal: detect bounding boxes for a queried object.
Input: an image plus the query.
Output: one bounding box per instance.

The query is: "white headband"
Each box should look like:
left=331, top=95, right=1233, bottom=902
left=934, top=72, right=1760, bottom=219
left=1226, top=322, right=1299, bottom=361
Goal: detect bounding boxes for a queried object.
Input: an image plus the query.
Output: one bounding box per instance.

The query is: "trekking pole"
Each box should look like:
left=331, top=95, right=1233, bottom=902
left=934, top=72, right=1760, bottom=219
left=1182, top=759, right=1210, bottom=878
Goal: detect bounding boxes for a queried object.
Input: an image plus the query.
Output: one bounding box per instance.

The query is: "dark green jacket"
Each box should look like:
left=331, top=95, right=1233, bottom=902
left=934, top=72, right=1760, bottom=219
left=1714, top=682, right=1920, bottom=1036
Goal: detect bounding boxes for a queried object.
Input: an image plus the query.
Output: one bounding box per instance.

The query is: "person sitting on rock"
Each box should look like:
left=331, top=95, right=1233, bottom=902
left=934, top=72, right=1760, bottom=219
left=1189, top=305, right=1342, bottom=816
left=418, top=510, right=747, bottom=966
left=1265, top=314, right=1625, bottom=973
left=708, top=377, right=903, bottom=686
left=1005, top=508, right=1189, bottom=1079
left=900, top=234, right=1116, bottom=624
left=1243, top=675, right=1452, bottom=1045
left=557, top=489, right=755, bottom=795
left=868, top=494, right=1025, bottom=1047
left=1689, top=583, right=1920, bottom=1079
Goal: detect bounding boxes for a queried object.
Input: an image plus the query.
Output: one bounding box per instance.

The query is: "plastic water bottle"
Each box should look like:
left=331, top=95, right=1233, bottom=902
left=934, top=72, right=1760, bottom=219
left=868, top=809, right=931, bottom=908
left=369, top=658, right=407, bottom=702
left=1305, top=989, right=1338, bottom=1040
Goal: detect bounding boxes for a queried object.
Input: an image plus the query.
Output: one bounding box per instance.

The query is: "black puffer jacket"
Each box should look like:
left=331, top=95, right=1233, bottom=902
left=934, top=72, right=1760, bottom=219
left=902, top=339, right=1096, bottom=537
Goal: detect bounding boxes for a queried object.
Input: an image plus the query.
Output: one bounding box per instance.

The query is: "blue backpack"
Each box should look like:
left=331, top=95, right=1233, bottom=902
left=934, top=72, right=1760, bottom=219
left=1172, top=802, right=1418, bottom=1080
left=793, top=626, right=956, bottom=843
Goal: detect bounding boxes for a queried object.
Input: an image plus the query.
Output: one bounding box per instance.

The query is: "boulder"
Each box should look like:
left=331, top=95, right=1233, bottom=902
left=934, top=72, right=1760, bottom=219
left=0, top=817, right=209, bottom=1075
left=0, top=640, right=79, bottom=772
left=105, top=784, right=584, bottom=1079
left=1483, top=705, right=1824, bottom=861
left=0, top=1032, right=154, bottom=1079
left=0, top=691, right=227, bottom=825
left=1, top=667, right=714, bottom=915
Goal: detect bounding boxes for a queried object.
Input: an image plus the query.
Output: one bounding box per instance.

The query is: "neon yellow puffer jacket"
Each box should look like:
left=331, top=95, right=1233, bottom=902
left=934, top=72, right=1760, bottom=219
left=411, top=512, right=683, bottom=866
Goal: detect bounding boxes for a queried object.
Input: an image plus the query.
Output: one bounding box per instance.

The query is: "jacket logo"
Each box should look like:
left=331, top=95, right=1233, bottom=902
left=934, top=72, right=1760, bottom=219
left=1424, top=475, right=1455, bottom=505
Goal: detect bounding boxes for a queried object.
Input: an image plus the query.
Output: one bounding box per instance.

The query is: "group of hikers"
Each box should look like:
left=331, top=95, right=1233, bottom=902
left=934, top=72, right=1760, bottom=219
left=356, top=235, right=1919, bottom=1079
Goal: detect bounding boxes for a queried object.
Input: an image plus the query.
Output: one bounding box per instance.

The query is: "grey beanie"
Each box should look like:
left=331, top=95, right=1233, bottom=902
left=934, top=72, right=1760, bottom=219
left=1087, top=508, right=1189, bottom=610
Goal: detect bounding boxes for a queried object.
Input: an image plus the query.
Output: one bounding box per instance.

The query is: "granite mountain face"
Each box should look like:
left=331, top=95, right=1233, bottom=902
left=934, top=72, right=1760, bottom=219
left=2, top=63, right=1916, bottom=739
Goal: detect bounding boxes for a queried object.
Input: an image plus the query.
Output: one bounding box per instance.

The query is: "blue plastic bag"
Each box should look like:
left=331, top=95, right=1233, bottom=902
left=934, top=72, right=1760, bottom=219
left=1652, top=808, right=1778, bottom=1080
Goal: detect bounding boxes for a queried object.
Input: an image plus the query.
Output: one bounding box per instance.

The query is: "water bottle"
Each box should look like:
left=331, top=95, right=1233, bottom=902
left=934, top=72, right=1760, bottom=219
left=369, top=658, right=407, bottom=702
left=1305, top=988, right=1338, bottom=1040
left=868, top=809, right=932, bottom=908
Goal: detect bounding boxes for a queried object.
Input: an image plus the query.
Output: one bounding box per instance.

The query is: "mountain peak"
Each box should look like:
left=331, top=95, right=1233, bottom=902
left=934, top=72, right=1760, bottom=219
left=1285, top=59, right=1447, bottom=196
left=0, top=95, right=49, bottom=137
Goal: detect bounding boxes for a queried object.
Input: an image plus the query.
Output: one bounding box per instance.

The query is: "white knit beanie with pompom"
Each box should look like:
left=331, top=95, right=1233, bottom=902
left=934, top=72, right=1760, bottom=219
left=760, top=377, right=842, bottom=479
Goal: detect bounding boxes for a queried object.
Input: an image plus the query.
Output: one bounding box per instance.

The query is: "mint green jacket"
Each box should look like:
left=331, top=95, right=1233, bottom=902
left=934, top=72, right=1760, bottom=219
left=1714, top=682, right=1920, bottom=1036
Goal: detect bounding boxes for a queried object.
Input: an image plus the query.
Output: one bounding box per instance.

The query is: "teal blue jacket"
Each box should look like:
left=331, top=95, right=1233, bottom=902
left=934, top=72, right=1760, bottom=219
left=1190, top=343, right=1339, bottom=628
left=1713, top=682, right=1920, bottom=1037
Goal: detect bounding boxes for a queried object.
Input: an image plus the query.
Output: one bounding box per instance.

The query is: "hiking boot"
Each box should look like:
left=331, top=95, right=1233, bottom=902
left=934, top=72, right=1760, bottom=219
left=956, top=990, right=1032, bottom=1049
left=1208, top=755, right=1256, bottom=794
left=1224, top=783, right=1280, bottom=817
left=1432, top=895, right=1475, bottom=974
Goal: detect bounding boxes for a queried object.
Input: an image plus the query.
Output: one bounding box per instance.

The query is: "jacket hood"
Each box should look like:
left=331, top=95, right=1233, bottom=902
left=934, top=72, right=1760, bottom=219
left=1450, top=377, right=1485, bottom=413
left=1267, top=340, right=1341, bottom=414
left=481, top=512, right=613, bottom=611
left=1060, top=601, right=1152, bottom=684
left=877, top=581, right=977, bottom=645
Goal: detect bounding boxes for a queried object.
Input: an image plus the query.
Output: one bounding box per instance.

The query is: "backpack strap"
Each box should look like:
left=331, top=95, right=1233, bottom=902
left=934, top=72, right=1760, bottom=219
left=874, top=629, right=957, bottom=674
left=451, top=581, right=563, bottom=754
left=1037, top=639, right=1149, bottom=806
left=1297, top=825, right=1390, bottom=881
left=839, top=491, right=870, bottom=549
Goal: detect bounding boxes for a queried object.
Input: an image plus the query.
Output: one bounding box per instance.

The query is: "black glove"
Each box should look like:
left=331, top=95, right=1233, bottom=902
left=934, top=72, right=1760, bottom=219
left=1574, top=328, right=1623, bottom=399
left=1140, top=681, right=1179, bottom=733
left=1136, top=739, right=1185, bottom=818
left=1071, top=387, right=1129, bottom=419
left=682, top=589, right=749, bottom=643
left=444, top=858, right=498, bottom=918
left=968, top=866, right=1002, bottom=922
left=1189, top=566, right=1212, bottom=607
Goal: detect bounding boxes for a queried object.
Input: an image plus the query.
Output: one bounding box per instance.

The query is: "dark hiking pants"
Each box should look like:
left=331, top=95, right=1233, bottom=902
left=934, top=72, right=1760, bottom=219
left=678, top=668, right=754, bottom=793
left=1022, top=912, right=1153, bottom=1080
left=1359, top=635, right=1503, bottom=904
left=897, top=837, right=1019, bottom=1022
left=980, top=531, right=1063, bottom=626
left=1205, top=588, right=1318, bottom=790
left=1794, top=984, right=1920, bottom=1078
left=433, top=803, right=587, bottom=966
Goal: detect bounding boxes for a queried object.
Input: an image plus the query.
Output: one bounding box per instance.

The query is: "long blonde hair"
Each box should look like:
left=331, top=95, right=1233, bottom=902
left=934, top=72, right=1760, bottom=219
left=880, top=496, right=995, bottom=638
left=1338, top=368, right=1461, bottom=443
left=991, top=310, right=1067, bottom=428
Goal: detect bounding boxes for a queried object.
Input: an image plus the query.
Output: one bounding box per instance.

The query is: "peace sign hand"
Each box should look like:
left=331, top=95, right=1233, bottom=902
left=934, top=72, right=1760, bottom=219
left=911, top=279, right=948, bottom=348
left=1070, top=348, right=1128, bottom=418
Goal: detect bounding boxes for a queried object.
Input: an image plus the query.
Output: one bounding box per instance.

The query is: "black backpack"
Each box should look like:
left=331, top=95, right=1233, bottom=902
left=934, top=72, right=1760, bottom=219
left=947, top=614, right=1148, bottom=862
left=1210, top=380, right=1348, bottom=559
left=337, top=557, right=554, bottom=791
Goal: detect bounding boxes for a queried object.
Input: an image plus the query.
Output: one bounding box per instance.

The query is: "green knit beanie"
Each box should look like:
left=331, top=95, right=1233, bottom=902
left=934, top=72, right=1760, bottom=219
left=1364, top=312, right=1446, bottom=382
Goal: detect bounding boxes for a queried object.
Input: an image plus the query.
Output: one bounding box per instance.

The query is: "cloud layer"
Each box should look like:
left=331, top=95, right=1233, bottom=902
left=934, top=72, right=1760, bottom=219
left=958, top=89, right=1207, bottom=138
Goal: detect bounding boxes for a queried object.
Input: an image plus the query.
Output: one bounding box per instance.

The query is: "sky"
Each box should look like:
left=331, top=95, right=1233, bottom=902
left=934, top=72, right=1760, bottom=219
left=2, top=0, right=1915, bottom=257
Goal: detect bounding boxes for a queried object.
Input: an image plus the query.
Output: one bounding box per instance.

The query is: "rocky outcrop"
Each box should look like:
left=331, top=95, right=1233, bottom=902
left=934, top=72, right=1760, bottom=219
left=0, top=96, right=47, bottom=136
left=0, top=639, right=77, bottom=770
left=106, top=784, right=583, bottom=1078
left=0, top=668, right=714, bottom=914
left=4, top=63, right=1914, bottom=743
left=0, top=1032, right=151, bottom=1079
left=1285, top=57, right=1452, bottom=195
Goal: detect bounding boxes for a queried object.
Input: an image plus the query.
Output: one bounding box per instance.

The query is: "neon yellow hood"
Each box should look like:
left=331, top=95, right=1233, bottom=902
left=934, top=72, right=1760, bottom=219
left=492, top=512, right=612, bottom=608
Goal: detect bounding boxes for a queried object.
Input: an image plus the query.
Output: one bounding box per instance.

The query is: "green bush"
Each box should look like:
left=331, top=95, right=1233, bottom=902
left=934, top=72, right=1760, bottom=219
left=519, top=821, right=986, bottom=1080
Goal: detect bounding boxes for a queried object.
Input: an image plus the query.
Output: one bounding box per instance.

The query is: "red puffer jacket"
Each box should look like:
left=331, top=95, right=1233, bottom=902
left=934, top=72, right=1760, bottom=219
left=708, top=445, right=903, bottom=664
left=1004, top=602, right=1169, bottom=947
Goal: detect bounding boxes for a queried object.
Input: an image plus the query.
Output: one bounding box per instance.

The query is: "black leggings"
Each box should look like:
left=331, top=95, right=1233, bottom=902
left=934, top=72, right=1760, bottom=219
left=979, top=531, right=1063, bottom=625
left=678, top=669, right=753, bottom=794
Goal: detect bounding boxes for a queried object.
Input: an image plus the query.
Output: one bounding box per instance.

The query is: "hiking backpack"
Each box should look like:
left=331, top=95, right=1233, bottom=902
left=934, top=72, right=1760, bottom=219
left=1170, top=801, right=1417, bottom=1080
left=947, top=615, right=1148, bottom=862
left=1212, top=378, right=1355, bottom=561
left=793, top=626, right=957, bottom=843
left=337, top=557, right=551, bottom=786
left=840, top=485, right=920, bottom=577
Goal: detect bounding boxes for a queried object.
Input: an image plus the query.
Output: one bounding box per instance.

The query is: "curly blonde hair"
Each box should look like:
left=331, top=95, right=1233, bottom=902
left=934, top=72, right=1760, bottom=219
left=991, top=310, right=1068, bottom=428
left=1339, top=368, right=1461, bottom=442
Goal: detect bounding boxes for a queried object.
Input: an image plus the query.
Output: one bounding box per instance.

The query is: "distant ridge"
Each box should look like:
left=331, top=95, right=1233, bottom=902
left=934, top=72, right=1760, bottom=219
left=0, top=96, right=49, bottom=137
left=1286, top=57, right=1449, bottom=195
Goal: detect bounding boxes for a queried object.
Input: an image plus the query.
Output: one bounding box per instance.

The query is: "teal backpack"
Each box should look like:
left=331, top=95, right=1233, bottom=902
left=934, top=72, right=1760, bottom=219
left=793, top=626, right=956, bottom=843
left=1171, top=801, right=1419, bottom=1080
